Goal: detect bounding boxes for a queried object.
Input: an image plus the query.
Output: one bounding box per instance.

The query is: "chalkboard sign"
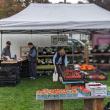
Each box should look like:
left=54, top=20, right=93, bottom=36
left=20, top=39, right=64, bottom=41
left=51, top=35, right=68, bottom=46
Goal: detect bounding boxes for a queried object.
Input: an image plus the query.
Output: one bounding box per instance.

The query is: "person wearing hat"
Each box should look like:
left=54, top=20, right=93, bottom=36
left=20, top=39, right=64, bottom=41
left=1, top=41, right=11, bottom=58
left=27, top=42, right=37, bottom=80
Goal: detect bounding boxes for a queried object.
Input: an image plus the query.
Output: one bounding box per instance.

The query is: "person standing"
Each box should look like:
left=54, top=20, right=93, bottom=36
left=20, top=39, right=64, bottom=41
left=1, top=41, right=11, bottom=58
left=53, top=47, right=68, bottom=82
left=28, top=42, right=37, bottom=80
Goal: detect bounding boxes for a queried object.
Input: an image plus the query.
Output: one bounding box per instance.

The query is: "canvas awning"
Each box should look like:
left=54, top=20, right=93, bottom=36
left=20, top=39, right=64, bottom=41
left=0, top=3, right=110, bottom=31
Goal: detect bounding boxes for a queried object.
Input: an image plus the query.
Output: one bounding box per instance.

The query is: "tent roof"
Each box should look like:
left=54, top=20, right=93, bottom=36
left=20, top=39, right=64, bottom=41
left=1, top=3, right=110, bottom=31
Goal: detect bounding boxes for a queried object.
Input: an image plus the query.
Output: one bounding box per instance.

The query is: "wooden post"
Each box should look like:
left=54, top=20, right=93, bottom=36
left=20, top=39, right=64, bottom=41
left=44, top=100, right=63, bottom=110
left=84, top=44, right=89, bottom=64
left=84, top=98, right=104, bottom=110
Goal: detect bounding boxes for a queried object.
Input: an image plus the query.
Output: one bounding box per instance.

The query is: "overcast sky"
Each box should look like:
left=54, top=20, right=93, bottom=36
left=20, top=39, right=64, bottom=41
left=49, top=0, right=88, bottom=3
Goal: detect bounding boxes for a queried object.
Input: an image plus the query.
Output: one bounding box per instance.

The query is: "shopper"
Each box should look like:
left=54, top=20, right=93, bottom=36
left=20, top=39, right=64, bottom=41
left=28, top=42, right=37, bottom=80
left=1, top=41, right=11, bottom=58
left=53, top=47, right=68, bottom=82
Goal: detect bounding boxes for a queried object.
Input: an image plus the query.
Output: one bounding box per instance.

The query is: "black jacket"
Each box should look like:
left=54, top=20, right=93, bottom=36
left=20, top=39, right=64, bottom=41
left=28, top=46, right=37, bottom=63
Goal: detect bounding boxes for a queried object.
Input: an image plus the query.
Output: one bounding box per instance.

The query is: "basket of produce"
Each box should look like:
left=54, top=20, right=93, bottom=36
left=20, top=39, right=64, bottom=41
left=86, top=70, right=107, bottom=81
left=78, top=87, right=91, bottom=96
left=63, top=69, right=85, bottom=81
left=71, top=86, right=91, bottom=96
left=36, top=88, right=78, bottom=100
left=80, top=64, right=96, bottom=71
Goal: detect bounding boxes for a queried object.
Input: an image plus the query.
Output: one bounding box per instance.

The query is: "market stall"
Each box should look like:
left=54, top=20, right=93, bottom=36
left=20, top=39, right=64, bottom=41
left=36, top=63, right=109, bottom=110
left=1, top=3, right=110, bottom=72
left=1, top=3, right=110, bottom=109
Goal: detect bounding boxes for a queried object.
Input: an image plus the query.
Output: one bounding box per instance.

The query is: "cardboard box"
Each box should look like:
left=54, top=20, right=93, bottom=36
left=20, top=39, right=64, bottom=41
left=86, top=82, right=107, bottom=96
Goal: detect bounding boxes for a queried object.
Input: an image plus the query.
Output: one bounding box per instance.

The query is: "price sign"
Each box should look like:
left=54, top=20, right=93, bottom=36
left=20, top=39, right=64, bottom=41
left=51, top=35, right=68, bottom=46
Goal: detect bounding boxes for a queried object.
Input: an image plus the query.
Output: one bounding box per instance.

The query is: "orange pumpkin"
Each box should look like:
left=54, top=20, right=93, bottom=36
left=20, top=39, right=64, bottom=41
left=80, top=64, right=96, bottom=70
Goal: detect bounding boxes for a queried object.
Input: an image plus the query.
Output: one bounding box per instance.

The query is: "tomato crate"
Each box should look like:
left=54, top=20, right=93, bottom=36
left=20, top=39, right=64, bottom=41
left=63, top=69, right=85, bottom=81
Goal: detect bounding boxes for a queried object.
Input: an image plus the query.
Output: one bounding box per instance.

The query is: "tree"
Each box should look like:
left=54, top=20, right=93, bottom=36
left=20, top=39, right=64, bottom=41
left=18, top=0, right=49, bottom=7
left=0, top=0, right=49, bottom=18
left=4, top=0, right=23, bottom=17
left=88, top=0, right=110, bottom=11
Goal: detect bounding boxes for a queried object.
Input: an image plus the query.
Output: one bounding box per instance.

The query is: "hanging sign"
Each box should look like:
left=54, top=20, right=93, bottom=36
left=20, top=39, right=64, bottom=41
left=51, top=35, right=68, bottom=46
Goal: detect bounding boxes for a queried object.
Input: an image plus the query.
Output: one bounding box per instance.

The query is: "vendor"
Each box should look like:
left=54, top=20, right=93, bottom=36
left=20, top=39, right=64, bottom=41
left=53, top=47, right=68, bottom=82
left=28, top=42, right=37, bottom=80
left=1, top=41, right=11, bottom=58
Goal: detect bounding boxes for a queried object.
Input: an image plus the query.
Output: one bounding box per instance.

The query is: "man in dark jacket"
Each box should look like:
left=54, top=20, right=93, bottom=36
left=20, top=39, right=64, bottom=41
left=1, top=41, right=11, bottom=58
left=28, top=42, right=37, bottom=79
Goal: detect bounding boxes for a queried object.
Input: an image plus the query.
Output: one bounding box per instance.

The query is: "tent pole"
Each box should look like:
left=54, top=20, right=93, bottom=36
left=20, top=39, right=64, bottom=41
left=64, top=0, right=66, bottom=3
left=69, top=33, right=74, bottom=65
left=31, top=30, right=32, bottom=42
left=1, top=31, right=3, bottom=59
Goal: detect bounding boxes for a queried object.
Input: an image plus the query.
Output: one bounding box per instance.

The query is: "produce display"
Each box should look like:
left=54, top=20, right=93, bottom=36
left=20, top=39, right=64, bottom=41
left=72, top=56, right=84, bottom=64
left=63, top=70, right=83, bottom=81
left=36, top=44, right=110, bottom=101
left=36, top=87, right=91, bottom=100
left=64, top=46, right=72, bottom=54
left=36, top=89, right=78, bottom=99
left=89, top=55, right=110, bottom=64
left=91, top=45, right=110, bottom=53
left=80, top=64, right=96, bottom=71
left=38, top=46, right=84, bottom=55
left=70, top=85, right=91, bottom=96
left=36, top=81, right=110, bottom=100
left=37, top=46, right=85, bottom=73
left=90, top=45, right=110, bottom=70
left=62, top=64, right=107, bottom=82
left=78, top=87, right=91, bottom=96
left=73, top=45, right=84, bottom=54
left=86, top=72, right=107, bottom=80
left=37, top=58, right=53, bottom=65
left=38, top=46, right=76, bottom=55
left=38, top=47, right=56, bottom=55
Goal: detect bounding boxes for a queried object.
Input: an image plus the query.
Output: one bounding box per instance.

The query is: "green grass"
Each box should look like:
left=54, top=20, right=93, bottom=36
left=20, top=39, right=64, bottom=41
left=0, top=75, right=109, bottom=110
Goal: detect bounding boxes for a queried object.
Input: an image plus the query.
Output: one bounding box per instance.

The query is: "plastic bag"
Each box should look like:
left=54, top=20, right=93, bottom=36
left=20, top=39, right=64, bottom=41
left=104, top=102, right=110, bottom=110
left=53, top=66, right=58, bottom=82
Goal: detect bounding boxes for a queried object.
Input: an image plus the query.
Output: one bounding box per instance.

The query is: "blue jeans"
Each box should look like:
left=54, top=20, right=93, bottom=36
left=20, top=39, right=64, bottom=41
left=29, top=62, right=37, bottom=78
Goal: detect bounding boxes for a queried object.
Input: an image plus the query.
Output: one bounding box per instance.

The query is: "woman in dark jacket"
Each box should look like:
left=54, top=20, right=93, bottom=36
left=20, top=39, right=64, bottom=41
left=53, top=47, right=68, bottom=82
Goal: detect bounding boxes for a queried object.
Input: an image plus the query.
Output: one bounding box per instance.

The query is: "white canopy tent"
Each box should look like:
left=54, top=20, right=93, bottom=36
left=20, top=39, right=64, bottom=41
left=0, top=3, right=110, bottom=31
left=1, top=3, right=110, bottom=58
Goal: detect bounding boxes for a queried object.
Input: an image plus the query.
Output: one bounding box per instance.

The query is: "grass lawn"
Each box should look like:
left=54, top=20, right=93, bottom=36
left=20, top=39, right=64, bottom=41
left=0, top=75, right=109, bottom=110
